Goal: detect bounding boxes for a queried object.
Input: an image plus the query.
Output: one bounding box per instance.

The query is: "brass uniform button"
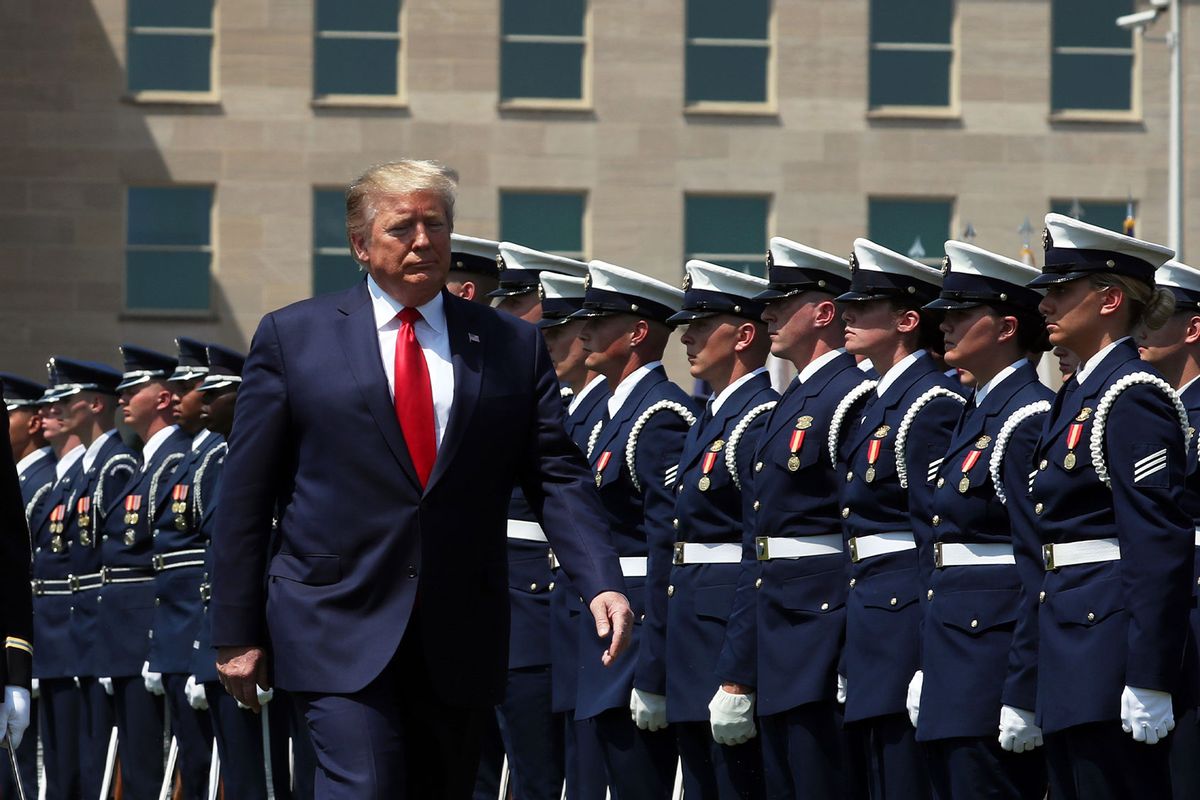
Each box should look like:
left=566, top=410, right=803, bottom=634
left=548, top=582, right=556, bottom=591
left=841, top=507, right=850, bottom=519
left=932, top=515, right=941, bottom=527
left=754, top=578, right=763, bottom=589
left=1087, top=611, right=1096, bottom=622
left=927, top=589, right=934, bottom=600
left=889, top=597, right=898, bottom=606
left=970, top=619, right=978, bottom=629
left=1039, top=459, right=1048, bottom=471
left=672, top=518, right=679, bottom=529
left=1039, top=591, right=1046, bottom=603
left=820, top=602, right=830, bottom=611
left=1034, top=503, right=1043, bottom=515
left=755, top=462, right=764, bottom=472
left=849, top=578, right=856, bottom=588
left=936, top=477, right=945, bottom=488
left=847, top=471, right=854, bottom=483
left=529, top=583, right=538, bottom=591
left=667, top=585, right=675, bottom=597
left=752, top=501, right=760, bottom=511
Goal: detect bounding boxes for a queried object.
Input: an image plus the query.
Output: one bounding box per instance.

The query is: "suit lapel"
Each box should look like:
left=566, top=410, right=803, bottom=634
left=846, top=356, right=935, bottom=454
left=591, top=369, right=666, bottom=461
left=425, top=294, right=484, bottom=492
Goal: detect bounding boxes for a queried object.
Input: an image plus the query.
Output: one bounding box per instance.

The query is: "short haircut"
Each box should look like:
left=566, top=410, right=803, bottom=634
left=345, top=160, right=459, bottom=248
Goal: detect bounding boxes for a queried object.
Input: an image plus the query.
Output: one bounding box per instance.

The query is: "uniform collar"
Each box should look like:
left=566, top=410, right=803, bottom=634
left=710, top=367, right=768, bottom=416
left=607, top=361, right=663, bottom=419
left=1179, top=373, right=1200, bottom=398
left=191, top=428, right=212, bottom=452
left=142, top=424, right=179, bottom=467
left=56, top=443, right=85, bottom=481
left=875, top=349, right=927, bottom=399
left=798, top=348, right=845, bottom=385
left=82, top=430, right=116, bottom=473
left=974, top=359, right=1027, bottom=407
left=15, top=446, right=52, bottom=478
left=366, top=273, right=447, bottom=335
left=569, top=374, right=608, bottom=415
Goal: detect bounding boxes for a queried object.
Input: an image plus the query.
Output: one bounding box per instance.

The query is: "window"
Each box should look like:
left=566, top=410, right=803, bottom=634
left=314, top=0, right=403, bottom=101
left=867, top=198, right=953, bottom=263
left=1051, top=0, right=1135, bottom=115
left=684, top=195, right=770, bottom=277
left=499, top=192, right=586, bottom=258
left=501, top=0, right=588, bottom=104
left=1049, top=199, right=1135, bottom=235
left=313, top=189, right=363, bottom=296
left=868, top=0, right=955, bottom=111
left=125, top=187, right=213, bottom=313
left=127, top=0, right=215, bottom=95
left=685, top=0, right=772, bottom=107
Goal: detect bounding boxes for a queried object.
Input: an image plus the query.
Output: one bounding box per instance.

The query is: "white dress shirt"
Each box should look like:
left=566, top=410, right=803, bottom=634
left=974, top=360, right=1027, bottom=407
left=607, top=361, right=663, bottom=420
left=367, top=274, right=455, bottom=448
left=709, top=367, right=769, bottom=416
left=81, top=430, right=116, bottom=474
left=191, top=429, right=211, bottom=452
left=15, top=446, right=52, bottom=478
left=141, top=425, right=179, bottom=471
left=1073, top=336, right=1131, bottom=387
left=569, top=375, right=608, bottom=416
left=55, top=444, right=85, bottom=482
left=798, top=348, right=847, bottom=385
left=876, top=349, right=928, bottom=400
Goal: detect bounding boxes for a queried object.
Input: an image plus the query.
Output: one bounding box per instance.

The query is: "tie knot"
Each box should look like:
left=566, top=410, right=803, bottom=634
left=398, top=307, right=423, bottom=326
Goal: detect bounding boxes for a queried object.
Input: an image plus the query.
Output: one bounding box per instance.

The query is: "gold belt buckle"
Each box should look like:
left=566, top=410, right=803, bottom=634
left=1042, top=543, right=1056, bottom=571
left=546, top=551, right=560, bottom=571
left=672, top=542, right=685, bottom=566
left=68, top=574, right=80, bottom=592
left=848, top=537, right=860, bottom=563
left=152, top=554, right=165, bottom=571
left=755, top=536, right=770, bottom=561
left=99, top=566, right=111, bottom=584
left=933, top=542, right=944, bottom=569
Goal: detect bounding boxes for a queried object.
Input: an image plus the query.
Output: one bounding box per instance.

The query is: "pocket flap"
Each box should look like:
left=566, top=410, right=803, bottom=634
left=1050, top=578, right=1125, bottom=627
left=857, top=571, right=918, bottom=612
left=778, top=572, right=845, bottom=614
left=694, top=583, right=737, bottom=621
left=268, top=553, right=341, bottom=586
left=938, top=588, right=1019, bottom=635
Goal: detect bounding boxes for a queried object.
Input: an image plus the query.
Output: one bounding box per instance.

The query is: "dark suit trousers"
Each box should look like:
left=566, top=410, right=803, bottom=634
left=759, top=701, right=862, bottom=800
left=112, top=676, right=166, bottom=800
left=1045, top=721, right=1172, bottom=800
left=79, top=677, right=115, bottom=800
left=294, top=622, right=488, bottom=799
left=849, top=713, right=932, bottom=800
left=675, top=720, right=764, bottom=800
left=495, top=665, right=564, bottom=800
left=591, top=707, right=677, bottom=800
left=39, top=678, right=81, bottom=800
left=164, top=674, right=214, bottom=800
left=924, top=736, right=1046, bottom=800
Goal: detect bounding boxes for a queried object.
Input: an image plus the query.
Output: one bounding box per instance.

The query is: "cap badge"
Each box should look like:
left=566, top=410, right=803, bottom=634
left=537, top=283, right=545, bottom=301
left=1041, top=227, right=1052, bottom=251
left=940, top=255, right=951, bottom=277
left=496, top=254, right=506, bottom=269
left=849, top=253, right=860, bottom=273
left=583, top=273, right=592, bottom=291
left=682, top=272, right=693, bottom=291
left=766, top=251, right=775, bottom=269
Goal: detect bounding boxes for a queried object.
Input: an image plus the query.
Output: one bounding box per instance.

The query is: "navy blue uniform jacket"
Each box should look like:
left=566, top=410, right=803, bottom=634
left=210, top=281, right=626, bottom=705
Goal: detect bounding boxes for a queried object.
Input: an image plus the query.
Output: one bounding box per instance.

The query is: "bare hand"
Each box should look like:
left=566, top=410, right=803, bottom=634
left=217, top=646, right=271, bottom=713
left=589, top=591, right=634, bottom=666
left=721, top=682, right=752, bottom=695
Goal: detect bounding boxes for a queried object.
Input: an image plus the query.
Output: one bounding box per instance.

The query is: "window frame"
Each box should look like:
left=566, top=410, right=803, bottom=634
left=866, top=0, right=960, bottom=120
left=498, top=0, right=593, bottom=111
left=866, top=195, right=956, bottom=267
left=1048, top=1, right=1141, bottom=123
left=311, top=187, right=365, bottom=297
left=122, top=184, right=217, bottom=319
left=498, top=189, right=589, bottom=260
left=1047, top=198, right=1137, bottom=234
left=683, top=192, right=773, bottom=278
left=682, top=0, right=777, bottom=116
left=124, top=0, right=220, bottom=105
left=311, top=0, right=407, bottom=109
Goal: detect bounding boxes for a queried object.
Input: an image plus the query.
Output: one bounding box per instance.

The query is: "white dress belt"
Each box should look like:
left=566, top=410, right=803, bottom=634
left=755, top=534, right=843, bottom=561
left=1042, top=538, right=1121, bottom=570
left=672, top=542, right=742, bottom=565
left=619, top=556, right=648, bottom=577
left=507, top=519, right=548, bottom=543
left=848, top=532, right=916, bottom=563
left=934, top=542, right=1016, bottom=568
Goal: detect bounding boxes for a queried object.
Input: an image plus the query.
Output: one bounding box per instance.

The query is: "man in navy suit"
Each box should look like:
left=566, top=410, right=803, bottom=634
left=211, top=160, right=631, bottom=799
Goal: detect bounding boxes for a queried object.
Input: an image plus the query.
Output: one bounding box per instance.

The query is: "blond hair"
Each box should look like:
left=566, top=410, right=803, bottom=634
left=1089, top=273, right=1176, bottom=331
left=345, top=160, right=459, bottom=247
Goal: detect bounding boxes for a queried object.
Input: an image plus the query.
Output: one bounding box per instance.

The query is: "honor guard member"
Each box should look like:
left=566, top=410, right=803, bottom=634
left=46, top=358, right=137, bottom=800
left=910, top=242, right=1051, bottom=798
left=488, top=242, right=590, bottom=800
left=540, top=270, right=612, bottom=800
left=572, top=260, right=696, bottom=800
left=1137, top=258, right=1200, bottom=796
left=835, top=238, right=968, bottom=800
left=147, top=338, right=223, bottom=800
left=97, top=345, right=193, bottom=799
left=1008, top=214, right=1192, bottom=799
left=715, top=238, right=862, bottom=798
left=646, top=260, right=775, bottom=798
left=447, top=233, right=502, bottom=302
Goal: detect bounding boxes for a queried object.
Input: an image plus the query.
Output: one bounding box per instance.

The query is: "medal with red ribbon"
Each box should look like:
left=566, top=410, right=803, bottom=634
left=787, top=429, right=805, bottom=472
left=1064, top=423, right=1083, bottom=470
left=49, top=504, right=66, bottom=534
left=865, top=438, right=882, bottom=483
left=76, top=496, right=91, bottom=528
left=958, top=449, right=982, bottom=493
left=171, top=484, right=190, bottom=514
left=699, top=450, right=718, bottom=491
left=124, top=494, right=143, bottom=525
left=595, top=451, right=612, bottom=487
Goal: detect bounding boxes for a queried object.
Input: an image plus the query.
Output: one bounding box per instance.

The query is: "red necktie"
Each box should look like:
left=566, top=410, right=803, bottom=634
left=394, top=308, right=436, bottom=487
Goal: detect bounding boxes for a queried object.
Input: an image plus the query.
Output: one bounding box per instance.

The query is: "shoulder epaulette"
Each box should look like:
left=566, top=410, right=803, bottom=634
left=827, top=379, right=878, bottom=467
left=1091, top=372, right=1190, bottom=488
left=725, top=402, right=777, bottom=490
left=626, top=400, right=697, bottom=493
left=148, top=452, right=185, bottom=522
left=586, top=418, right=604, bottom=460
left=990, top=401, right=1052, bottom=504
left=24, top=482, right=52, bottom=529
left=193, top=442, right=228, bottom=520
left=896, top=386, right=967, bottom=488
left=93, top=452, right=138, bottom=512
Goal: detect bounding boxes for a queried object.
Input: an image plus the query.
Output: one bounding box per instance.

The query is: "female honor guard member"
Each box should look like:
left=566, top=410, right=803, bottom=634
left=911, top=241, right=1051, bottom=798
left=1131, top=258, right=1200, bottom=796
left=572, top=260, right=696, bottom=800
left=715, top=237, right=862, bottom=799
left=1010, top=214, right=1193, bottom=799
left=649, top=260, right=775, bottom=798
left=834, top=238, right=967, bottom=800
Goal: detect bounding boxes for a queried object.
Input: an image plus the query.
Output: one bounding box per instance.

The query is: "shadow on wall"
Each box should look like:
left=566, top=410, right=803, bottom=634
left=0, top=0, right=246, bottom=381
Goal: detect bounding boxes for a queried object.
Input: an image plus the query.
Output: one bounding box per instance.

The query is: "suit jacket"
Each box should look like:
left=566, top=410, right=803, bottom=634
left=16, top=449, right=54, bottom=512
left=211, top=281, right=626, bottom=704
left=0, top=407, right=33, bottom=688
left=189, top=441, right=228, bottom=684
left=29, top=457, right=85, bottom=680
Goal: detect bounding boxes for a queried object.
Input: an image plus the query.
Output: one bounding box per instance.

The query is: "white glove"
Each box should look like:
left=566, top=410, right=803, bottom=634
left=836, top=674, right=847, bottom=705
left=906, top=671, right=923, bottom=728
left=99, top=677, right=114, bottom=696
left=141, top=661, right=164, bottom=696
left=29, top=678, right=38, bottom=700
left=998, top=705, right=1043, bottom=752
left=235, top=684, right=275, bottom=711
left=1121, top=686, right=1175, bottom=745
left=185, top=675, right=208, bottom=711
left=630, top=688, right=668, bottom=732
left=708, top=688, right=757, bottom=746
left=0, top=687, right=31, bottom=750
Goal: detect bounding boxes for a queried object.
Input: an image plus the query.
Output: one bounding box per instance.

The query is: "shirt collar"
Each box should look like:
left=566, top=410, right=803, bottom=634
left=1074, top=337, right=1130, bottom=386
left=798, top=348, right=846, bottom=385
left=608, top=361, right=663, bottom=419
left=875, top=350, right=927, bottom=399
left=569, top=374, right=608, bottom=416
left=710, top=367, right=768, bottom=416
left=142, top=424, right=179, bottom=467
left=1178, top=373, right=1200, bottom=397
left=974, top=360, right=1027, bottom=407
left=15, top=446, right=52, bottom=478
left=367, top=274, right=446, bottom=335
left=82, top=430, right=116, bottom=473
left=191, top=429, right=211, bottom=452
left=56, top=444, right=85, bottom=481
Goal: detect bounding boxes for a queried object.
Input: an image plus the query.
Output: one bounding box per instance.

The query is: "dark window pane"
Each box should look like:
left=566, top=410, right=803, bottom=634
left=868, top=199, right=952, bottom=260
left=870, top=0, right=952, bottom=45
left=314, top=38, right=398, bottom=95
left=313, top=190, right=348, bottom=249
left=502, top=0, right=585, bottom=37
left=687, top=0, right=769, bottom=40
left=500, top=193, right=585, bottom=255
left=128, top=33, right=212, bottom=93
left=501, top=42, right=584, bottom=100
left=313, top=253, right=364, bottom=296
left=1049, top=200, right=1131, bottom=233
left=316, top=0, right=400, bottom=33
left=869, top=49, right=951, bottom=107
left=126, top=251, right=211, bottom=311
left=713, top=258, right=767, bottom=278
left=685, top=196, right=768, bottom=258
left=127, top=187, right=212, bottom=246
left=1052, top=0, right=1132, bottom=49
left=686, top=44, right=769, bottom=103
left=1051, top=52, right=1133, bottom=111
left=129, top=0, right=213, bottom=29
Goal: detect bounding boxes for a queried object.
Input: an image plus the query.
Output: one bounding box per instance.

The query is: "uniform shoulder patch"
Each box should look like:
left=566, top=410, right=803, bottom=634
left=896, top=386, right=967, bottom=488
left=725, top=401, right=777, bottom=490
left=1091, top=372, right=1189, bottom=488
left=989, top=400, right=1051, bottom=505
left=827, top=379, right=878, bottom=467
left=626, top=400, right=697, bottom=493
